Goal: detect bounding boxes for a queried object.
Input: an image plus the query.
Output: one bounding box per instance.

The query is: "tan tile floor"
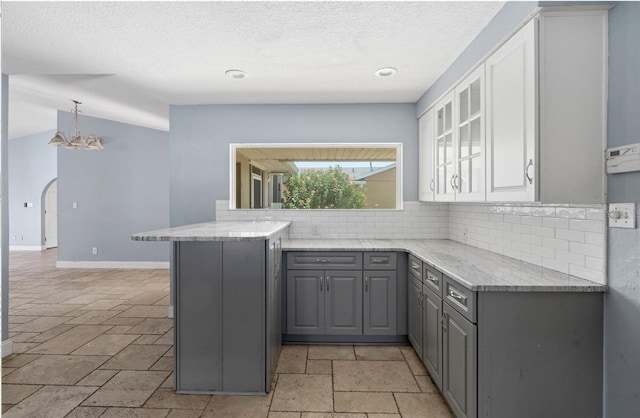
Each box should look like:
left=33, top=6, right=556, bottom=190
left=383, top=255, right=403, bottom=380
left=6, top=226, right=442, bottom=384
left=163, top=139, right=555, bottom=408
left=2, top=249, right=454, bottom=418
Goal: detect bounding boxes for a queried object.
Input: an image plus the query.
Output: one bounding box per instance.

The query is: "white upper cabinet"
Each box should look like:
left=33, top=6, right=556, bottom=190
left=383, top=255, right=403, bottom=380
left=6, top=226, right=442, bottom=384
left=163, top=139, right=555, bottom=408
left=418, top=109, right=435, bottom=202
left=486, top=11, right=607, bottom=203
left=454, top=66, right=485, bottom=202
left=485, top=19, right=536, bottom=202
left=419, top=9, right=607, bottom=204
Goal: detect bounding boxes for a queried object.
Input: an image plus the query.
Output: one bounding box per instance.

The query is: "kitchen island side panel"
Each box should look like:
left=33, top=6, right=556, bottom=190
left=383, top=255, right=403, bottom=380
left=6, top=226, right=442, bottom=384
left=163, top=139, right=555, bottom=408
left=176, top=241, right=223, bottom=392
left=478, top=292, right=604, bottom=418
left=222, top=240, right=267, bottom=393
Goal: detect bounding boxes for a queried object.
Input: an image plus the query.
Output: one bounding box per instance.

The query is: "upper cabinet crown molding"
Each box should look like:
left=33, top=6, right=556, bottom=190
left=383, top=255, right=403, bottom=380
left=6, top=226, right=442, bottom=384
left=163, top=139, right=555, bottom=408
left=419, top=9, right=608, bottom=204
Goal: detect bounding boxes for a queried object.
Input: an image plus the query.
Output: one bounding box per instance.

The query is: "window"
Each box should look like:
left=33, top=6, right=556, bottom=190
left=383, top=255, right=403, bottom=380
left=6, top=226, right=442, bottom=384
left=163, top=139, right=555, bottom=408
left=230, top=143, right=402, bottom=209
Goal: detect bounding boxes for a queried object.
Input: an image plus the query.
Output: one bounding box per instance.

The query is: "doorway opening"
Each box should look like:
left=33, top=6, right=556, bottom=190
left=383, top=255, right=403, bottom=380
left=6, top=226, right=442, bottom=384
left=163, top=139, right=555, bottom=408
left=42, top=178, right=58, bottom=249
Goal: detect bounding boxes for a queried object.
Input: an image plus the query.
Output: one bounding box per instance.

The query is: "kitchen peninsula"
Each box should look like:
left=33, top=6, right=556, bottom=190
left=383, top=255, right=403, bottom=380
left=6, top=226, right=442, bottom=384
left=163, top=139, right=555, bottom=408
left=133, top=221, right=290, bottom=394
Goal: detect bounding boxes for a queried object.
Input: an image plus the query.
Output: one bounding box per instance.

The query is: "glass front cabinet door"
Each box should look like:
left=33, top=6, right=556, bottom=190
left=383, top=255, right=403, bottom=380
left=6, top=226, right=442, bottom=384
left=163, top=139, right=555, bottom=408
left=454, top=66, right=485, bottom=201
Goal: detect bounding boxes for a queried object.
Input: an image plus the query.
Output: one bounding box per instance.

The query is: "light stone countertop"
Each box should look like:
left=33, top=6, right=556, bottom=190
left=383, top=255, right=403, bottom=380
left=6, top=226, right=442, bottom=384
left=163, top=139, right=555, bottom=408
left=283, top=239, right=607, bottom=293
left=132, top=221, right=291, bottom=242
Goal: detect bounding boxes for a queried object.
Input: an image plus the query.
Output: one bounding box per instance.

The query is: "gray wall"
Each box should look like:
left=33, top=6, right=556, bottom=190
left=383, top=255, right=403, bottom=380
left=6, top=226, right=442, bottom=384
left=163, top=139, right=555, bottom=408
left=58, top=111, right=170, bottom=262
left=2, top=74, right=9, bottom=343
left=416, top=1, right=539, bottom=115
left=604, top=3, right=640, bottom=417
left=169, top=104, right=418, bottom=226
left=8, top=130, right=57, bottom=248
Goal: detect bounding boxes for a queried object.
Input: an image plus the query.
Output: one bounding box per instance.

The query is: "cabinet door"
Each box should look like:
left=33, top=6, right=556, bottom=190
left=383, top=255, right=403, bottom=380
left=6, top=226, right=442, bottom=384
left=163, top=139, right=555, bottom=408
left=422, top=286, right=443, bottom=390
left=325, top=271, right=363, bottom=335
left=454, top=66, right=486, bottom=202
left=287, top=270, right=324, bottom=335
left=419, top=109, right=436, bottom=202
left=434, top=92, right=457, bottom=201
left=486, top=19, right=536, bottom=202
left=407, top=275, right=423, bottom=358
left=443, top=303, right=477, bottom=418
left=363, top=271, right=397, bottom=335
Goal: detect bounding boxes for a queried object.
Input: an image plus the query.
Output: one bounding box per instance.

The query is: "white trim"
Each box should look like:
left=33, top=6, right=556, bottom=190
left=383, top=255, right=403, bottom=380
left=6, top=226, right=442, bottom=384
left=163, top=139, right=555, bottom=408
left=9, top=245, right=45, bottom=251
left=2, top=339, right=13, bottom=357
left=230, top=142, right=404, bottom=210
left=56, top=261, right=169, bottom=269
left=168, top=306, right=174, bottom=319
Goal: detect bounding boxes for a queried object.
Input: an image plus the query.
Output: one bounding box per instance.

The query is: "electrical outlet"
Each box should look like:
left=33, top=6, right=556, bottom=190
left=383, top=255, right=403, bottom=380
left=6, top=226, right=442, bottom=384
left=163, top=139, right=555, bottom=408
left=73, top=202, right=78, bottom=209
left=312, top=224, right=320, bottom=236
left=608, top=203, right=636, bottom=229
left=92, top=247, right=98, bottom=255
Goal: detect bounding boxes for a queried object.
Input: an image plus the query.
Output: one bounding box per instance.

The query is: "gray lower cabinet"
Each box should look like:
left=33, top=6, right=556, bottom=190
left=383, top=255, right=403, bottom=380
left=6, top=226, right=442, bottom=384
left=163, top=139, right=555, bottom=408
left=442, top=302, right=477, bottom=418
left=363, top=270, right=397, bottom=335
left=422, top=285, right=443, bottom=390
left=174, top=234, right=283, bottom=394
left=407, top=274, right=423, bottom=357
left=287, top=269, right=363, bottom=335
left=416, top=264, right=602, bottom=418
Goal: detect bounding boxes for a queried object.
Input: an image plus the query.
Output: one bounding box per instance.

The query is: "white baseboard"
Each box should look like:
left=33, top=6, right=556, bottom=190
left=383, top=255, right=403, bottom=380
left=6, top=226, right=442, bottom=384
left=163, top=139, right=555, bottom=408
left=56, top=261, right=170, bottom=269
left=2, top=339, right=13, bottom=357
left=10, top=245, right=45, bottom=251
left=168, top=306, right=174, bottom=319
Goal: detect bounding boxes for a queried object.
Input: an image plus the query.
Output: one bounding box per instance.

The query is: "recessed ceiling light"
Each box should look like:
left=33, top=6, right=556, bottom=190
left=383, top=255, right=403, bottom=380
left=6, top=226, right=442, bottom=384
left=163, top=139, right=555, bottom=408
left=225, top=69, right=246, bottom=79
left=375, top=67, right=398, bottom=78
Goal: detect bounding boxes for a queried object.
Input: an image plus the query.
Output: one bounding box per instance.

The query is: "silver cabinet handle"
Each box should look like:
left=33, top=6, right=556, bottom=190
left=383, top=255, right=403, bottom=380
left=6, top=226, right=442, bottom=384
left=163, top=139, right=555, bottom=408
left=315, top=258, right=330, bottom=263
left=411, top=262, right=421, bottom=272
left=365, top=277, right=369, bottom=292
left=326, top=277, right=330, bottom=292
left=371, top=258, right=385, bottom=264
left=427, top=273, right=439, bottom=285
left=430, top=178, right=435, bottom=191
left=448, top=288, right=467, bottom=303
left=442, top=312, right=448, bottom=332
left=450, top=175, right=456, bottom=190
left=525, top=159, right=534, bottom=184
left=320, top=277, right=323, bottom=292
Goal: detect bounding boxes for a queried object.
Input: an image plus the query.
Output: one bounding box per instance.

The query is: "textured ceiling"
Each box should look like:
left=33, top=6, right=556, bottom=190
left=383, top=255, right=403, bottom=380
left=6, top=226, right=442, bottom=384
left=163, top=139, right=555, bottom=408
left=3, top=1, right=505, bottom=139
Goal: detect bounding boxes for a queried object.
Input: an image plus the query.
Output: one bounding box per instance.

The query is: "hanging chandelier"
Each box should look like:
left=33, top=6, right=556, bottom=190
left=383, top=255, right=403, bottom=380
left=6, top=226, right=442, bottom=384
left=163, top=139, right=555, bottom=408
left=48, top=100, right=104, bottom=150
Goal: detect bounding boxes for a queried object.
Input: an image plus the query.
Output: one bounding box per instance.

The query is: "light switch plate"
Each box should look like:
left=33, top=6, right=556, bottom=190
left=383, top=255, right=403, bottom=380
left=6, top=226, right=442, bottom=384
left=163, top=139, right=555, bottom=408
left=608, top=203, right=636, bottom=229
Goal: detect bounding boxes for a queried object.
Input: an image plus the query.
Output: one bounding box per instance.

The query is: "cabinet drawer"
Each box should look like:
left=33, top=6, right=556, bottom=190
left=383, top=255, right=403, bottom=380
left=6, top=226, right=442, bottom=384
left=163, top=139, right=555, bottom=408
left=424, top=264, right=443, bottom=296
left=287, top=252, right=363, bottom=270
left=443, top=275, right=477, bottom=323
left=408, top=254, right=423, bottom=281
left=364, top=252, right=397, bottom=270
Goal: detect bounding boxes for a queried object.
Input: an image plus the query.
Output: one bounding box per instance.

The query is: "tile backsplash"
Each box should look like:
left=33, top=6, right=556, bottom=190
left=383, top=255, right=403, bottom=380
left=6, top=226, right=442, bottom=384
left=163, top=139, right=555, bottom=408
left=215, top=200, right=449, bottom=240
left=448, top=203, right=606, bottom=284
left=216, top=200, right=607, bottom=284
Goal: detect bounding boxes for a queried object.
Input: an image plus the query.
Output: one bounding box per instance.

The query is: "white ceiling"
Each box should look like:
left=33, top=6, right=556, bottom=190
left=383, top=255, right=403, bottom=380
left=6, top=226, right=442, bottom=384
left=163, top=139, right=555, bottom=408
left=3, top=1, right=505, bottom=139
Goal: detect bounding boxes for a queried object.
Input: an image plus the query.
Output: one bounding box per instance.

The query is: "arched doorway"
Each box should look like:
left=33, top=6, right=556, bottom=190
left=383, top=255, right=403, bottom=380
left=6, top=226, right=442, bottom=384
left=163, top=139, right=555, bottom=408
left=42, top=178, right=57, bottom=249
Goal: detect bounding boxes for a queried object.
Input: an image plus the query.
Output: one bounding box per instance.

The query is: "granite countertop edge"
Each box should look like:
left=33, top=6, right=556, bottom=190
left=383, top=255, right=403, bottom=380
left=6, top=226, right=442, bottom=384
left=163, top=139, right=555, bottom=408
left=282, top=239, right=607, bottom=293
left=132, top=221, right=292, bottom=242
